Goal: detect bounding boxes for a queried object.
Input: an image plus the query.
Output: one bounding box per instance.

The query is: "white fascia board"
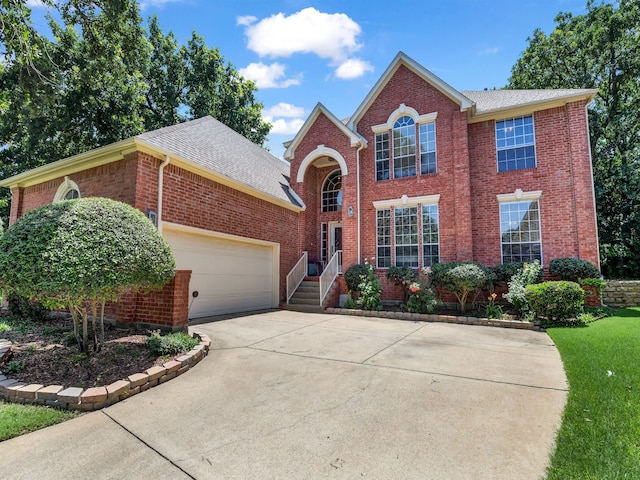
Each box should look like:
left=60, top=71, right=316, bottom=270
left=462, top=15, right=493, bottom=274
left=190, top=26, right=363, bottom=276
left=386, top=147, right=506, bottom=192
left=373, top=194, right=440, bottom=209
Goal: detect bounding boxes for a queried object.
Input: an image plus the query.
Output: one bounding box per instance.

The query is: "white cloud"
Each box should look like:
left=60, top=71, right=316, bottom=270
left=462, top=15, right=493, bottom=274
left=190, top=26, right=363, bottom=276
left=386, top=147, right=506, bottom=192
left=478, top=47, right=500, bottom=55
left=238, top=62, right=301, bottom=89
left=139, top=0, right=185, bottom=9
left=263, top=103, right=306, bottom=135
left=267, top=118, right=306, bottom=135
left=263, top=103, right=305, bottom=118
left=335, top=58, right=374, bottom=79
left=26, top=0, right=46, bottom=8
left=236, top=15, right=257, bottom=26
left=241, top=7, right=363, bottom=63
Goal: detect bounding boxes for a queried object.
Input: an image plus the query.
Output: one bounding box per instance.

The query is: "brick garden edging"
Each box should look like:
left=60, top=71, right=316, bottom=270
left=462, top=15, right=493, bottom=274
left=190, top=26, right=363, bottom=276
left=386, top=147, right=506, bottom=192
left=325, top=308, right=544, bottom=331
left=0, top=331, right=211, bottom=411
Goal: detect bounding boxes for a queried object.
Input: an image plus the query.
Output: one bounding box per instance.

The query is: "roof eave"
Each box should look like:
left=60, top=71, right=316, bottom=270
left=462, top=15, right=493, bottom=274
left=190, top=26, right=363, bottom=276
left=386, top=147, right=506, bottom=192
left=467, top=89, right=599, bottom=124
left=347, top=52, right=474, bottom=131
left=283, top=103, right=366, bottom=160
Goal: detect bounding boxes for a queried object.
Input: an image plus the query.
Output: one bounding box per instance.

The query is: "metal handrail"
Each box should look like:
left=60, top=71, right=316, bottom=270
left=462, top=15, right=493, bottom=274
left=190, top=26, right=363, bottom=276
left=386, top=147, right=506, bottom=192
left=319, top=250, right=341, bottom=306
left=286, top=251, right=308, bottom=303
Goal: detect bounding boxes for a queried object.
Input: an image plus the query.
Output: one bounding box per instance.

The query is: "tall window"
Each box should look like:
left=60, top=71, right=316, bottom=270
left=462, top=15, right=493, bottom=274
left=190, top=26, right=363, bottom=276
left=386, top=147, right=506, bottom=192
left=375, top=132, right=390, bottom=181
left=376, top=210, right=391, bottom=268
left=392, top=116, right=417, bottom=178
left=394, top=207, right=419, bottom=267
left=321, top=170, right=342, bottom=212
left=496, top=115, right=536, bottom=172
left=422, top=204, right=440, bottom=267
left=419, top=123, right=437, bottom=174
left=500, top=200, right=542, bottom=263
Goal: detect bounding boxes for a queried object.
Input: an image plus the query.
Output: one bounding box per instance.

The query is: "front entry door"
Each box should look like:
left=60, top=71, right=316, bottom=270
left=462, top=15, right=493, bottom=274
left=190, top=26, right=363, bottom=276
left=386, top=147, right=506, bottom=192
left=329, top=222, right=343, bottom=272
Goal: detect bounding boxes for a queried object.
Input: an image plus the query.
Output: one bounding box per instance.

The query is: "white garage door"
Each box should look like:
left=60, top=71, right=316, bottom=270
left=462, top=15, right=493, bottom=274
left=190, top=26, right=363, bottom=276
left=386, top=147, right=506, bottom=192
left=164, top=227, right=278, bottom=319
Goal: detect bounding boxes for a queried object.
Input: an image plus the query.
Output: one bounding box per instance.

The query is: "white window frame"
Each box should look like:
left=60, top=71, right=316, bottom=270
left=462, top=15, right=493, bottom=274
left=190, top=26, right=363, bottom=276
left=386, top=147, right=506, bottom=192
left=53, top=176, right=81, bottom=203
left=375, top=132, right=390, bottom=181
left=495, top=114, right=536, bottom=172
left=321, top=169, right=342, bottom=212
left=376, top=209, right=392, bottom=268
left=419, top=122, right=437, bottom=175
left=497, top=189, right=543, bottom=264
left=421, top=204, right=440, bottom=267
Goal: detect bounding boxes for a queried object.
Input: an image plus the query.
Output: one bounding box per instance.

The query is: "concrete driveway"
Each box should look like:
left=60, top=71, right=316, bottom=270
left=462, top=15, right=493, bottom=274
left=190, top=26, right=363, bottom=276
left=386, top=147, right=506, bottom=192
left=0, top=310, right=567, bottom=479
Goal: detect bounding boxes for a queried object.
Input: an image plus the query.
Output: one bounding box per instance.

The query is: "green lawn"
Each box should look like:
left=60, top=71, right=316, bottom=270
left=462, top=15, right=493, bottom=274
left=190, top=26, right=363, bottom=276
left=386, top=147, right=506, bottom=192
left=546, top=307, right=640, bottom=479
left=0, top=400, right=79, bottom=442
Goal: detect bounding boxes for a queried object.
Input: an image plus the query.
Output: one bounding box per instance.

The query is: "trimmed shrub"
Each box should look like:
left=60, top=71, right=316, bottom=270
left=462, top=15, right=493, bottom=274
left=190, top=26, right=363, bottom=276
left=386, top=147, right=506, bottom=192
left=344, top=264, right=369, bottom=293
left=432, top=262, right=495, bottom=312
left=386, top=266, right=419, bottom=302
left=146, top=331, right=199, bottom=356
left=549, top=257, right=600, bottom=282
left=503, top=260, right=543, bottom=316
left=0, top=198, right=175, bottom=353
left=525, top=281, right=585, bottom=324
left=7, top=292, right=50, bottom=321
left=490, top=262, right=526, bottom=283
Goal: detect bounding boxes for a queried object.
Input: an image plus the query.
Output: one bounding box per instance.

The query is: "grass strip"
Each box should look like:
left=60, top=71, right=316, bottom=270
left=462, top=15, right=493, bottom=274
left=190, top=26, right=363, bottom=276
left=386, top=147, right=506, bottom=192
left=0, top=400, right=79, bottom=442
left=546, top=307, right=640, bottom=479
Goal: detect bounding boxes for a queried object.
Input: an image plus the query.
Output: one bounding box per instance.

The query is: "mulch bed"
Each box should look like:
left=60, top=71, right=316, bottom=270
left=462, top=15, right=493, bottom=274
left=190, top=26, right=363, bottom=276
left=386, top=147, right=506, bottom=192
left=0, top=311, right=175, bottom=389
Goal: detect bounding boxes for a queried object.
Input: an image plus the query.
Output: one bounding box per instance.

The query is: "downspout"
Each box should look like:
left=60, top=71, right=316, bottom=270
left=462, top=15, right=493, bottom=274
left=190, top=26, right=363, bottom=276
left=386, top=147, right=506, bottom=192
left=356, top=142, right=364, bottom=263
left=157, top=155, right=170, bottom=235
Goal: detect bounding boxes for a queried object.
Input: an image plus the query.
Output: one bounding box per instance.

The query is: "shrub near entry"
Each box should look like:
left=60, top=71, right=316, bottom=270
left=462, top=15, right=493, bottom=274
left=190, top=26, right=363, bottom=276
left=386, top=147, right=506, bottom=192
left=525, top=281, right=585, bottom=324
left=549, top=257, right=601, bottom=282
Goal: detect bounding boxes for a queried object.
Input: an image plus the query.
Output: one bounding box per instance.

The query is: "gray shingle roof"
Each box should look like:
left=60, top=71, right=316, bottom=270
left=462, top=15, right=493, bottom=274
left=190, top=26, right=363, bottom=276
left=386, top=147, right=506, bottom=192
left=463, top=89, right=597, bottom=114
left=137, top=116, right=301, bottom=208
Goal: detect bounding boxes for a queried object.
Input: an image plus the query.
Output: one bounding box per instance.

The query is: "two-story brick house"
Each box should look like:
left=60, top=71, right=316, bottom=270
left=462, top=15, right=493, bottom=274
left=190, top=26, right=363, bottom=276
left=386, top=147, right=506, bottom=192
left=285, top=52, right=599, bottom=301
left=1, top=51, right=600, bottom=321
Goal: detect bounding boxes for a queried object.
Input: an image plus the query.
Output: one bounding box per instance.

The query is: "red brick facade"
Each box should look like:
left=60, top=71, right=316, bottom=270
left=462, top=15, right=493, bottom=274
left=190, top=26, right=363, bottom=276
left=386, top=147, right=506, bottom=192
left=288, top=59, right=599, bottom=304
left=8, top=151, right=300, bottom=328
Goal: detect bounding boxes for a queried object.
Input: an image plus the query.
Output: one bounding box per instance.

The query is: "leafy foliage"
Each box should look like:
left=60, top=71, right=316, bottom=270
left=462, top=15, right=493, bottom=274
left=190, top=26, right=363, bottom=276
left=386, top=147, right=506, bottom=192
left=503, top=260, right=543, bottom=316
left=508, top=1, right=640, bottom=278
left=7, top=293, right=50, bottom=322
left=386, top=266, right=419, bottom=302
left=402, top=281, right=439, bottom=314
left=146, top=331, right=198, bottom=357
left=0, top=198, right=175, bottom=353
left=525, top=281, right=585, bottom=325
left=489, top=262, right=526, bottom=283
left=0, top=0, right=271, bottom=221
left=343, top=263, right=370, bottom=293
left=549, top=257, right=601, bottom=282
left=354, top=262, right=382, bottom=311
left=431, top=262, right=495, bottom=313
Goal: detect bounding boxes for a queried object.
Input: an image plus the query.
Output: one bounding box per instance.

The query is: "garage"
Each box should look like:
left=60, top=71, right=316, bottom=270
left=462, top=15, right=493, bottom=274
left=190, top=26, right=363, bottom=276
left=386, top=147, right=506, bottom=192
left=163, top=225, right=279, bottom=319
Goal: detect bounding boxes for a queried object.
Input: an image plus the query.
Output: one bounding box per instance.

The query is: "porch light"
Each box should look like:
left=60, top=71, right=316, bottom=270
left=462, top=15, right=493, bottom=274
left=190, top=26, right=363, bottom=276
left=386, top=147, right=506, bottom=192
left=347, top=205, right=355, bottom=217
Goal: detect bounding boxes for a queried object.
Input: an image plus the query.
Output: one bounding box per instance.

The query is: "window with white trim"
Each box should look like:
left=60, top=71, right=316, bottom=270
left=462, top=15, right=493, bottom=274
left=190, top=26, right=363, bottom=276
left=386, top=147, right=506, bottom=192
left=320, top=222, right=328, bottom=263
left=419, top=122, right=437, bottom=174
left=500, top=200, right=542, bottom=263
left=422, top=204, right=440, bottom=267
left=496, top=115, right=536, bottom=172
left=375, top=132, right=390, bottom=181
left=394, top=206, right=419, bottom=267
left=376, top=210, right=391, bottom=268
left=321, top=170, right=342, bottom=212
left=393, top=116, right=416, bottom=178
left=53, top=177, right=81, bottom=203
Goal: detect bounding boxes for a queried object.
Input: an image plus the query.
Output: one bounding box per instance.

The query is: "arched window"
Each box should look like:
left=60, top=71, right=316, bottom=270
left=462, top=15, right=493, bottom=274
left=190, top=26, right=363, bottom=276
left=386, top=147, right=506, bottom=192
left=322, top=170, right=342, bottom=212
left=393, top=116, right=416, bottom=178
left=53, top=177, right=81, bottom=203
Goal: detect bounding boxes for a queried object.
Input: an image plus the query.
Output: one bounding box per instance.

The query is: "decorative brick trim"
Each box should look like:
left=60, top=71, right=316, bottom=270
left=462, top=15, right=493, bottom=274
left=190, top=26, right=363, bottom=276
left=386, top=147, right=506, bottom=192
left=324, top=308, right=544, bottom=331
left=0, top=332, right=211, bottom=410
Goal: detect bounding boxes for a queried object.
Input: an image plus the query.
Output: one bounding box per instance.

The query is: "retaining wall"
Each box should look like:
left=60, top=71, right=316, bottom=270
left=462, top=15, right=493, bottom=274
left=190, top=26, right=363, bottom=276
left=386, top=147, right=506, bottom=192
left=603, top=280, right=640, bottom=308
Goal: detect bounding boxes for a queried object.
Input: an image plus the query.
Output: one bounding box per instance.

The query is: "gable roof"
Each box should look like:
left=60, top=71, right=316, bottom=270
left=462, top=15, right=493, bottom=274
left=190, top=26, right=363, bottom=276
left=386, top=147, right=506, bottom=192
left=463, top=89, right=599, bottom=122
left=283, top=103, right=367, bottom=161
left=347, top=51, right=475, bottom=130
left=0, top=116, right=304, bottom=212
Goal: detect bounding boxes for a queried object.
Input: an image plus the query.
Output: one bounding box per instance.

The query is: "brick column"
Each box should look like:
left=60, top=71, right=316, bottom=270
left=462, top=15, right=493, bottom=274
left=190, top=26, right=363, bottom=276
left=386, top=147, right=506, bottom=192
left=451, top=111, right=473, bottom=261
left=9, top=187, right=24, bottom=225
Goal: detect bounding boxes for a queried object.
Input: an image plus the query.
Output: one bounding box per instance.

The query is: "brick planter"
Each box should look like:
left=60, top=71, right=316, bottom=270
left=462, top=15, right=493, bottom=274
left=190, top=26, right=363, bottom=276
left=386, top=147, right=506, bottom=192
left=0, top=331, right=211, bottom=411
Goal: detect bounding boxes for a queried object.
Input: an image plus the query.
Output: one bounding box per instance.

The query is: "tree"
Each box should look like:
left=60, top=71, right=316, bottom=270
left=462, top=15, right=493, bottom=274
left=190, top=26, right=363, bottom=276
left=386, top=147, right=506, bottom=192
left=508, top=0, right=640, bottom=278
left=0, top=1, right=271, bottom=220
left=0, top=198, right=175, bottom=353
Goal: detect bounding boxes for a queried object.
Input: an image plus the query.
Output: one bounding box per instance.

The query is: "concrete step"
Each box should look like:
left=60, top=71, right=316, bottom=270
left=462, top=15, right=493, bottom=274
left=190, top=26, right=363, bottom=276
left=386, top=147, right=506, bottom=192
left=283, top=304, right=323, bottom=313
left=289, top=296, right=320, bottom=306
left=291, top=291, right=320, bottom=300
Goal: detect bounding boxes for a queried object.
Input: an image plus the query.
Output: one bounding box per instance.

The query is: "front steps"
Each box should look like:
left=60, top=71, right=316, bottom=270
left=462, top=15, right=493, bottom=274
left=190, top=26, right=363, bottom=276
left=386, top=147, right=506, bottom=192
left=286, top=280, right=321, bottom=312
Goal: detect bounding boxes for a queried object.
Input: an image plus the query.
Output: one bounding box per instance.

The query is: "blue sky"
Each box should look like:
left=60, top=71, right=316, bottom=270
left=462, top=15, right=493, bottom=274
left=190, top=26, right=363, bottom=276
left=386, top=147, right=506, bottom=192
left=28, top=0, right=589, bottom=158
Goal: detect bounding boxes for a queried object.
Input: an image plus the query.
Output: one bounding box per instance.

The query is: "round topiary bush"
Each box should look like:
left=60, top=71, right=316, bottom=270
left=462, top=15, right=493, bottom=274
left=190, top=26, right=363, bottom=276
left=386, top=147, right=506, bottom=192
left=343, top=263, right=369, bottom=293
left=549, top=257, right=600, bottom=282
left=0, top=197, right=176, bottom=353
left=525, top=281, right=585, bottom=324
